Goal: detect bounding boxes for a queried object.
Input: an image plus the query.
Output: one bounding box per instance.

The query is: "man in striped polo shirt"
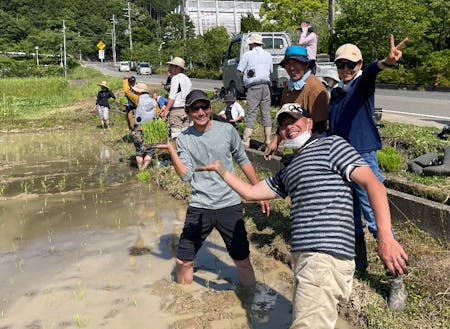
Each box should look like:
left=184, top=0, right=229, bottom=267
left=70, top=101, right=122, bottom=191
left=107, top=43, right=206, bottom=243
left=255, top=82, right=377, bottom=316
left=197, top=103, right=408, bottom=329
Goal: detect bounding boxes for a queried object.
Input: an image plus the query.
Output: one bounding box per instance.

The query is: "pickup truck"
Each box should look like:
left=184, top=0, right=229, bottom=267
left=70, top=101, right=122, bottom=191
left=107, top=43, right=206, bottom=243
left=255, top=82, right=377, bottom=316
left=222, top=32, right=292, bottom=104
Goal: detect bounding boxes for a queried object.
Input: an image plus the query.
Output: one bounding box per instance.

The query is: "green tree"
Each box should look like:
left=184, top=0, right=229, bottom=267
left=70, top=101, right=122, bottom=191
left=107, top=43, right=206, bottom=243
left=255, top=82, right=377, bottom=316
left=422, top=0, right=450, bottom=51
left=240, top=13, right=262, bottom=33
left=259, top=0, right=329, bottom=52
left=159, top=13, right=195, bottom=44
left=200, top=26, right=230, bottom=69
left=332, top=0, right=427, bottom=63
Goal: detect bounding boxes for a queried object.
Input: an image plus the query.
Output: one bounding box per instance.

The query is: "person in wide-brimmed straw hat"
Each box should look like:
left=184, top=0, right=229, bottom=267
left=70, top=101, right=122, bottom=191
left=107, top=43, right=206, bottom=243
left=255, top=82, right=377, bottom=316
left=92, top=80, right=115, bottom=129
left=162, top=56, right=192, bottom=140
left=166, top=56, right=186, bottom=70
left=97, top=80, right=109, bottom=89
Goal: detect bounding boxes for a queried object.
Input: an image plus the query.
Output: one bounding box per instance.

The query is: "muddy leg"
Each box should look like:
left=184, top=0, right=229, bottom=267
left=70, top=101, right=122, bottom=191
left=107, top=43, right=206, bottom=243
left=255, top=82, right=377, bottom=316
left=234, top=257, right=256, bottom=287
left=176, top=258, right=194, bottom=284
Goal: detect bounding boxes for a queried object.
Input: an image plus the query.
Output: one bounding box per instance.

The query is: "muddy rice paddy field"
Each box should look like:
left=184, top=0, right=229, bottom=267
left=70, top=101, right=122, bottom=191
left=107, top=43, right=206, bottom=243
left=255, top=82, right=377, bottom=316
left=0, top=130, right=360, bottom=329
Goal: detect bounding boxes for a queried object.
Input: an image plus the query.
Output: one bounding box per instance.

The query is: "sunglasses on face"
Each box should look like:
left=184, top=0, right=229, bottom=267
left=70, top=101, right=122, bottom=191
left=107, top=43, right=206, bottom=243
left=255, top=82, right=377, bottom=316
left=335, top=61, right=359, bottom=69
left=190, top=103, right=210, bottom=111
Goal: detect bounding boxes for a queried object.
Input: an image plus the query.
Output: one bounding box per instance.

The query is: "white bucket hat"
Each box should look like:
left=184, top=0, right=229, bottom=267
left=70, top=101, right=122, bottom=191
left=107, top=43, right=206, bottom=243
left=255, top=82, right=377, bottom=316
left=247, top=33, right=264, bottom=45
left=167, top=56, right=186, bottom=70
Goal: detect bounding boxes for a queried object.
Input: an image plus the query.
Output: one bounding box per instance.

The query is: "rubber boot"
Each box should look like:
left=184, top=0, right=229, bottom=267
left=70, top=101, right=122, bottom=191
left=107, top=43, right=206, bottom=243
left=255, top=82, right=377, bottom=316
left=264, top=127, right=272, bottom=148
left=242, top=128, right=253, bottom=148
left=354, top=234, right=368, bottom=277
left=388, top=275, right=408, bottom=311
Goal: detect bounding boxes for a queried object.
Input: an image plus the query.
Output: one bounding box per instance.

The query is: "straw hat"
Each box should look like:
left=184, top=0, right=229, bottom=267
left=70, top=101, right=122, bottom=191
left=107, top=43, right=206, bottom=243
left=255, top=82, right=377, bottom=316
left=247, top=33, right=264, bottom=45
left=133, top=82, right=149, bottom=93
left=167, top=57, right=186, bottom=70
left=97, top=81, right=109, bottom=89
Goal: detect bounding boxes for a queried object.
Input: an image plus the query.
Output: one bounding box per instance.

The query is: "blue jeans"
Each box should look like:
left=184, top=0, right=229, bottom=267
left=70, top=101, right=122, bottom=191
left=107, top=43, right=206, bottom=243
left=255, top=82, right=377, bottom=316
left=352, top=151, right=384, bottom=239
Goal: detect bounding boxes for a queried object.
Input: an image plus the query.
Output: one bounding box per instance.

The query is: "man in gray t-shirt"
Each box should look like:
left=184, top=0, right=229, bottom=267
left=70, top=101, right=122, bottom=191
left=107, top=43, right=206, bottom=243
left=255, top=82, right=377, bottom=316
left=157, top=89, right=269, bottom=287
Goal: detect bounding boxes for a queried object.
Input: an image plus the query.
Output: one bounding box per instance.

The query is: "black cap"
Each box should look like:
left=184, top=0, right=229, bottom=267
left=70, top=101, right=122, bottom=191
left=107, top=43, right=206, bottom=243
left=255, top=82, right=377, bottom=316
left=128, top=76, right=136, bottom=84
left=223, top=93, right=236, bottom=103
left=185, top=89, right=210, bottom=107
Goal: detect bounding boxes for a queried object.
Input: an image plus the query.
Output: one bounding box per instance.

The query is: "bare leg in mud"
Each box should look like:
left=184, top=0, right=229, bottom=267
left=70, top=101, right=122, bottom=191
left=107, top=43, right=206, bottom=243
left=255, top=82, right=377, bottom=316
left=234, top=258, right=256, bottom=286
left=176, top=258, right=194, bottom=284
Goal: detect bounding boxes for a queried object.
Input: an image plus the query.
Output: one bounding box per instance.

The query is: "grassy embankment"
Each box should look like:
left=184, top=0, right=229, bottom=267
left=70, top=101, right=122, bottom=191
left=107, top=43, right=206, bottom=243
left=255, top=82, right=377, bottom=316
left=1, top=73, right=448, bottom=328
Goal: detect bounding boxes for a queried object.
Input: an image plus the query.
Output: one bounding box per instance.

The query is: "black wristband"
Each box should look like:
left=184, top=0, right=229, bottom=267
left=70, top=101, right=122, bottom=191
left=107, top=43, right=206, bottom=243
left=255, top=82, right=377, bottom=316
left=382, top=60, right=395, bottom=68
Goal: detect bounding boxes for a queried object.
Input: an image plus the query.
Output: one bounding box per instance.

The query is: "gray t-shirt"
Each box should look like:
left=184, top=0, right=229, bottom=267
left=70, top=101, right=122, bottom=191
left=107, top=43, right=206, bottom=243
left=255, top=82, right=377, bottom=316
left=177, top=120, right=250, bottom=209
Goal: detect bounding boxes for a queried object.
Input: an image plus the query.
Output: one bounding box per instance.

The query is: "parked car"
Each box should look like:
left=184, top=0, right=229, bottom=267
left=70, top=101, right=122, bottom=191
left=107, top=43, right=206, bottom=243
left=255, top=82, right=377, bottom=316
left=137, top=62, right=152, bottom=75
left=118, top=61, right=130, bottom=72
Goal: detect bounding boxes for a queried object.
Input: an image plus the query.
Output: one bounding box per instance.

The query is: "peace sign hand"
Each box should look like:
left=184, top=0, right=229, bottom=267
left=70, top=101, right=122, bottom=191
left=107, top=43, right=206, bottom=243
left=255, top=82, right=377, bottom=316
left=385, top=34, right=408, bottom=66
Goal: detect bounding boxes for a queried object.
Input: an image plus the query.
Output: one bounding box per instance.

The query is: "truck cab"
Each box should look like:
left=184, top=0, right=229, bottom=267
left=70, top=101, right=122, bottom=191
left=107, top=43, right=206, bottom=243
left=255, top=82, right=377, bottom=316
left=222, top=32, right=291, bottom=104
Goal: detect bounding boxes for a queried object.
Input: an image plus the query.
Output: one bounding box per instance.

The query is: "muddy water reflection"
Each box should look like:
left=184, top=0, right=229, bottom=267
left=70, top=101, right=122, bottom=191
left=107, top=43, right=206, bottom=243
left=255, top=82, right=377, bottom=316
left=0, top=131, right=353, bottom=329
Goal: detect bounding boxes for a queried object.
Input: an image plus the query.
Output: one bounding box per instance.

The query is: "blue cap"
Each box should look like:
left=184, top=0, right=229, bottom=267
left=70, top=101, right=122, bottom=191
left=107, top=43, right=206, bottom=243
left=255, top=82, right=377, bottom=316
left=280, top=46, right=311, bottom=67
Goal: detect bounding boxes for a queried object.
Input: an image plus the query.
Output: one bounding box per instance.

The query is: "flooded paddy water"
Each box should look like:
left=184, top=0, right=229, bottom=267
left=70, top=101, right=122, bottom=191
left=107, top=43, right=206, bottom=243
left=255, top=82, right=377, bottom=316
left=0, top=130, right=353, bottom=329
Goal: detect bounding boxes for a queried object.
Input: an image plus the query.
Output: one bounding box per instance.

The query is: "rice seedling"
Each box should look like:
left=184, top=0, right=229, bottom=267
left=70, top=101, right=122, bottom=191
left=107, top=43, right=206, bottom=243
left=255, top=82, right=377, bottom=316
left=141, top=119, right=169, bottom=145
left=16, top=258, right=24, bottom=271
left=57, top=174, right=67, bottom=192
left=77, top=177, right=85, bottom=190
left=40, top=176, right=48, bottom=193
left=21, top=181, right=29, bottom=194
left=47, top=229, right=54, bottom=244
left=74, top=282, right=86, bottom=301
left=0, top=183, right=7, bottom=196
left=74, top=313, right=83, bottom=327
left=98, top=174, right=104, bottom=188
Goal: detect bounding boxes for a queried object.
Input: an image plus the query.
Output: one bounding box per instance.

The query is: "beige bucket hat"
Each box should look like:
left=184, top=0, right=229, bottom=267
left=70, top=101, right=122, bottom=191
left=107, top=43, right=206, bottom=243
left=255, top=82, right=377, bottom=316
left=133, top=82, right=149, bottom=93
left=167, top=57, right=186, bottom=70
left=247, top=33, right=264, bottom=45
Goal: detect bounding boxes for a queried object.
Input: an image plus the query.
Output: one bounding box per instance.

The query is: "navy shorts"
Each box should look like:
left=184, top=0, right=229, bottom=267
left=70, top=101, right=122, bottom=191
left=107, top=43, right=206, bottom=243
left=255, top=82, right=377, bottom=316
left=177, top=204, right=250, bottom=262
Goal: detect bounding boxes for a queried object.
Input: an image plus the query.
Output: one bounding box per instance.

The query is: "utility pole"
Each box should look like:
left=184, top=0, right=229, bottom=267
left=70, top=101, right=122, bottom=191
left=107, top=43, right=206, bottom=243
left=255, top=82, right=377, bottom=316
left=60, top=44, right=63, bottom=66
left=35, top=46, right=39, bottom=65
left=328, top=0, right=335, bottom=60
left=123, top=2, right=133, bottom=51
left=62, top=20, right=67, bottom=78
left=182, top=0, right=186, bottom=57
left=110, top=14, right=117, bottom=65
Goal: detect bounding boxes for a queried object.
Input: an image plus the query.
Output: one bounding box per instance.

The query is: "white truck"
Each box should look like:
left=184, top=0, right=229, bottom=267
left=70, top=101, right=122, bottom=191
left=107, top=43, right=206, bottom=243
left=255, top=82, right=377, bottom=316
left=222, top=32, right=292, bottom=104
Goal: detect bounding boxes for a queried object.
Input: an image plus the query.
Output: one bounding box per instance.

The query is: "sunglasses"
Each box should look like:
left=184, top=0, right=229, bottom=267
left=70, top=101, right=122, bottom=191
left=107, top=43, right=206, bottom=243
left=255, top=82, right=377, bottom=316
left=335, top=61, right=359, bottom=69
left=190, top=103, right=210, bottom=111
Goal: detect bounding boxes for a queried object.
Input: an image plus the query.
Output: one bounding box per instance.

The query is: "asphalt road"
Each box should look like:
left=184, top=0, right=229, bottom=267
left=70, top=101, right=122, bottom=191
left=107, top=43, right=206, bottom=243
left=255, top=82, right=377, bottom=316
left=86, top=62, right=450, bottom=128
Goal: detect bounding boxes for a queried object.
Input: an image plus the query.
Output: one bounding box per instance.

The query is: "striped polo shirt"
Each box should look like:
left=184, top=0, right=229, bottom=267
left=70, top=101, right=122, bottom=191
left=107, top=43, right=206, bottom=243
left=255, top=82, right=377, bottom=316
left=265, top=135, right=367, bottom=259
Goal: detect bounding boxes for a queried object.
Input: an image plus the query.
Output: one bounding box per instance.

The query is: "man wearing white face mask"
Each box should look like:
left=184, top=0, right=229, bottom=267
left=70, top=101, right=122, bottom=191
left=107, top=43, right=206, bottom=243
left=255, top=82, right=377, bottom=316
left=196, top=102, right=408, bottom=329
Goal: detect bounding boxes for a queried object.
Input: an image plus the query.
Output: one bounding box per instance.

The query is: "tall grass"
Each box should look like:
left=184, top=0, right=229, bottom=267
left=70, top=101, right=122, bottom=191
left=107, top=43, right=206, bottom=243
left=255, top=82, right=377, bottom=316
left=0, top=67, right=121, bottom=119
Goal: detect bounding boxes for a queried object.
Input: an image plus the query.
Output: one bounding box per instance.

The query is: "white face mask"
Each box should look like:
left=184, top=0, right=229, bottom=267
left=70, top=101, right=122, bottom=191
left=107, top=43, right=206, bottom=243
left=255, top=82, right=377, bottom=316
left=283, top=124, right=311, bottom=150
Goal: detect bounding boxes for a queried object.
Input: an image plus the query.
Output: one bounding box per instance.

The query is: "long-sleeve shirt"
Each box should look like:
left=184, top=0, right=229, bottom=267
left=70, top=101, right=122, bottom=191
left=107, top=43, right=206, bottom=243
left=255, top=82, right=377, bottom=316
left=299, top=30, right=317, bottom=60
left=328, top=62, right=382, bottom=154
left=96, top=90, right=115, bottom=108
